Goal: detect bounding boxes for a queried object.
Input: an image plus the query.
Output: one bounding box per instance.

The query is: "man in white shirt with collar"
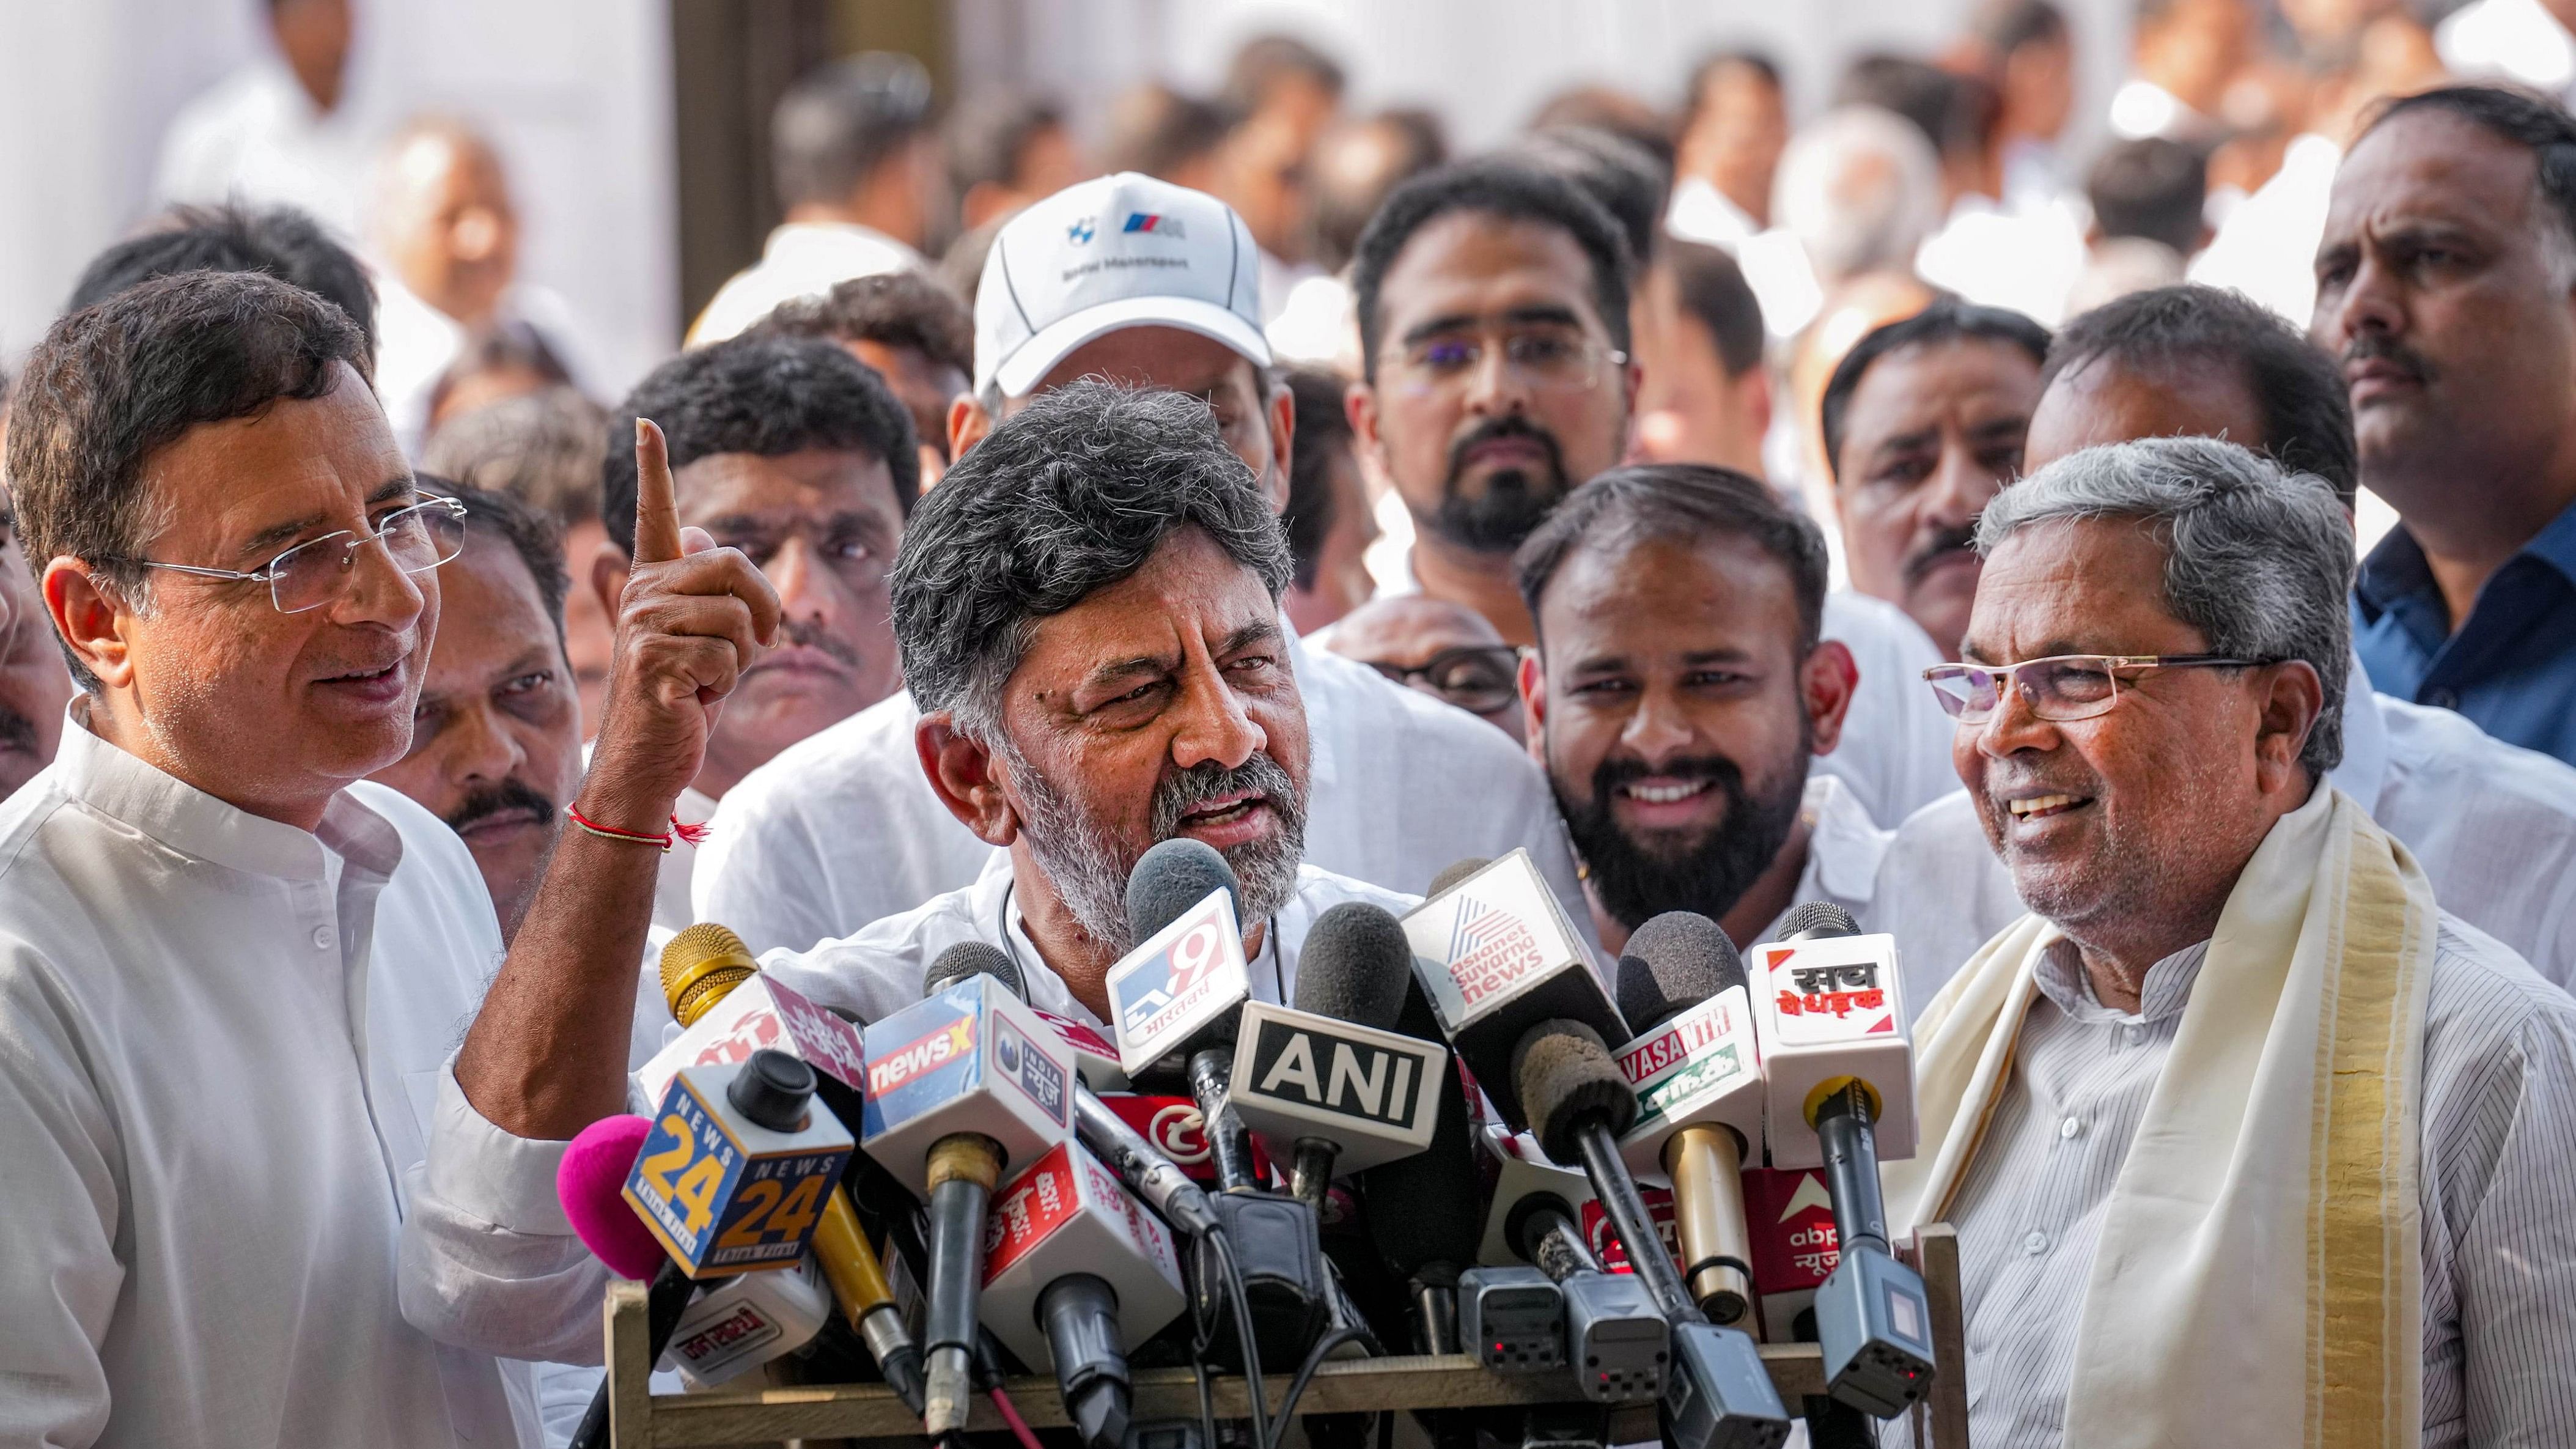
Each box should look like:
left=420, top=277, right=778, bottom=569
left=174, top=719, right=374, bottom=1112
left=694, top=172, right=1584, bottom=953
left=402, top=382, right=1418, bottom=1359
left=152, top=0, right=372, bottom=238
left=1875, top=284, right=2576, bottom=1002
left=1512, top=462, right=1886, bottom=956
left=686, top=52, right=941, bottom=347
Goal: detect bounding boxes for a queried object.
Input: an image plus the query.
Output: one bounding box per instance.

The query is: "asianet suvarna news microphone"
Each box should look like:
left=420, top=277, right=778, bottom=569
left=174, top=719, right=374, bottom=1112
left=1750, top=902, right=1936, bottom=1419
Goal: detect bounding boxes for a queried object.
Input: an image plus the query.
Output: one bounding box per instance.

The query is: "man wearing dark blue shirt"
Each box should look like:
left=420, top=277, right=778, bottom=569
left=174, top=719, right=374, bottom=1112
left=2314, top=86, right=2576, bottom=765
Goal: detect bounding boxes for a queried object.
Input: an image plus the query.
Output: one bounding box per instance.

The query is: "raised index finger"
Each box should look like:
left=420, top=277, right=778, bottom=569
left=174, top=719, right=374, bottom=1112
left=631, top=418, right=683, bottom=565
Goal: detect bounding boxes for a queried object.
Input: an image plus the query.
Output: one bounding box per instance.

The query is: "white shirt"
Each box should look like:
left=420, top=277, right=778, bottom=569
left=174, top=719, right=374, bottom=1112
left=1752, top=773, right=1891, bottom=945
left=1816, top=590, right=1961, bottom=830
left=0, top=713, right=532, bottom=1448
left=1913, top=193, right=2088, bottom=329
left=372, top=276, right=605, bottom=459
left=2107, top=79, right=2215, bottom=145
left=2187, top=131, right=2342, bottom=331
left=2438, top=0, right=2576, bottom=104
left=400, top=860, right=1413, bottom=1362
left=153, top=56, right=375, bottom=240
left=1874, top=687, right=2576, bottom=1016
left=692, top=632, right=1590, bottom=956
left=685, top=222, right=924, bottom=346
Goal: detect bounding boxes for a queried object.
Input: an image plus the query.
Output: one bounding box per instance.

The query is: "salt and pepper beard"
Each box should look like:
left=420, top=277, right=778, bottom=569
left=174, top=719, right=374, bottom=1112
left=998, top=735, right=1308, bottom=957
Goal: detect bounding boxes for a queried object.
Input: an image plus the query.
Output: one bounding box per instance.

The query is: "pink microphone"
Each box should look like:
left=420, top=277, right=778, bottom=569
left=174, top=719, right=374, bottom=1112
left=558, top=1113, right=666, bottom=1280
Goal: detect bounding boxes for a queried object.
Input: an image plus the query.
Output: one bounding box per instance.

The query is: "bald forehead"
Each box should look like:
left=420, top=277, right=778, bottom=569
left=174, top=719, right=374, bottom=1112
left=2334, top=109, right=2555, bottom=235
left=1332, top=595, right=1504, bottom=664
left=2025, top=354, right=2266, bottom=473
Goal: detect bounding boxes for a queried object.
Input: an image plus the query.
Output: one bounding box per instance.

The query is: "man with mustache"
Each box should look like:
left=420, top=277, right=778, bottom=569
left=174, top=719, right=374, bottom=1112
left=368, top=482, right=584, bottom=941
left=2319, top=86, right=2576, bottom=765
left=1820, top=298, right=2051, bottom=662
left=1515, top=463, right=1877, bottom=954
left=591, top=331, right=916, bottom=926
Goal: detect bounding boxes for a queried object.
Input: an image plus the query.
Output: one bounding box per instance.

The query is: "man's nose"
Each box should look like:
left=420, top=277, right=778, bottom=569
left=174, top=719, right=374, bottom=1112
left=1462, top=341, right=1537, bottom=416
left=764, top=536, right=848, bottom=626
left=1168, top=662, right=1266, bottom=773
left=450, top=701, right=528, bottom=788
left=1619, top=685, right=1696, bottom=762
left=1972, top=672, right=2059, bottom=761
left=2321, top=249, right=2404, bottom=347
left=335, top=535, right=430, bottom=632
left=1925, top=443, right=2003, bottom=527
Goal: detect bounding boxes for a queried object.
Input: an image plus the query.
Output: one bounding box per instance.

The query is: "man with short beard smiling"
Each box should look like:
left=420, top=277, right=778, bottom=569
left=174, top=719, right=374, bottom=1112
left=1513, top=464, right=1875, bottom=954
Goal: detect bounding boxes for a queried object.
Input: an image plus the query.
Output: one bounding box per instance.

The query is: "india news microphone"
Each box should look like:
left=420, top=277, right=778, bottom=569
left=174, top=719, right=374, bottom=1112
left=649, top=923, right=923, bottom=1408
left=858, top=957, right=1078, bottom=1436
left=561, top=1048, right=855, bottom=1449
left=1750, top=902, right=1935, bottom=1419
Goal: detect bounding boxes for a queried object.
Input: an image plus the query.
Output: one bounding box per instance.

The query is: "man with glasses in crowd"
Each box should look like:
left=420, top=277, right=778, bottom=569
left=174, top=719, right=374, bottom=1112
left=1877, top=436, right=2576, bottom=1448
left=1324, top=592, right=1526, bottom=741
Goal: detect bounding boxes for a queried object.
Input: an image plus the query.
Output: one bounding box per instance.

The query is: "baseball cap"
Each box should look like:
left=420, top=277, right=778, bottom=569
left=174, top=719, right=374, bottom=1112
left=974, top=172, right=1271, bottom=399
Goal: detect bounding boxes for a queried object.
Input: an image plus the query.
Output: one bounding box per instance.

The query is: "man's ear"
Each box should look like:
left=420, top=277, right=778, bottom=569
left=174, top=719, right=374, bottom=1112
left=1739, top=367, right=1773, bottom=444
left=1345, top=376, right=1386, bottom=472
left=45, top=558, right=129, bottom=691
left=917, top=710, right=1020, bottom=847
left=1802, top=639, right=1860, bottom=758
left=1262, top=379, right=1297, bottom=513
left=1518, top=648, right=1548, bottom=767
left=948, top=394, right=992, bottom=463
left=589, top=539, right=631, bottom=625
left=2254, top=659, right=2325, bottom=796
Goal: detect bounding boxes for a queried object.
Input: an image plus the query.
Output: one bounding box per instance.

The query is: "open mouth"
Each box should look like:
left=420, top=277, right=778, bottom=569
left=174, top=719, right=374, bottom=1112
left=1621, top=778, right=1712, bottom=805
left=314, top=659, right=407, bottom=703
left=2006, top=792, right=2088, bottom=820
left=1179, top=791, right=1267, bottom=828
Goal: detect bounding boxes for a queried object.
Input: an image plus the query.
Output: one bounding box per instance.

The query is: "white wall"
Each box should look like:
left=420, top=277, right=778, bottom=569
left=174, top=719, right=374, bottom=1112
left=0, top=0, right=677, bottom=397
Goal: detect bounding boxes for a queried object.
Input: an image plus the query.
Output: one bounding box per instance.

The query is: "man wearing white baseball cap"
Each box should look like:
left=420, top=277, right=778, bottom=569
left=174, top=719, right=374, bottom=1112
left=696, top=172, right=1594, bottom=954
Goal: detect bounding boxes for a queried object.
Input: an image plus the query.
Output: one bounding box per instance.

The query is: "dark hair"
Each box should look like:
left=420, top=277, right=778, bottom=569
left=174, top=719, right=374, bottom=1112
left=2088, top=138, right=2207, bottom=254
left=2361, top=85, right=2576, bottom=247
left=1526, top=87, right=1677, bottom=172
left=1836, top=55, right=1997, bottom=161
left=1351, top=158, right=1634, bottom=380
left=68, top=202, right=377, bottom=363
left=8, top=271, right=370, bottom=688
left=1663, top=241, right=1766, bottom=377
left=1515, top=463, right=1828, bottom=653
left=603, top=334, right=920, bottom=556
left=2043, top=284, right=2358, bottom=507
left=1102, top=83, right=1236, bottom=182
left=751, top=270, right=974, bottom=380
left=948, top=92, right=1066, bottom=195
left=889, top=379, right=1292, bottom=734
left=1509, top=125, right=1673, bottom=270
left=423, top=321, right=575, bottom=429
left=772, top=52, right=938, bottom=212
left=1682, top=49, right=1784, bottom=133
left=419, top=475, right=570, bottom=643
left=1309, top=109, right=1449, bottom=274
left=1282, top=367, right=1355, bottom=590
left=1223, top=34, right=1347, bottom=114
left=422, top=386, right=609, bottom=529
left=1821, top=298, right=2051, bottom=476
left=1971, top=0, right=2069, bottom=53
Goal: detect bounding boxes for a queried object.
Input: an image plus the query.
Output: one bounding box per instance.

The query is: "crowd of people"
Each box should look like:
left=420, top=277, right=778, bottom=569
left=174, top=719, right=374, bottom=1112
left=6, top=0, right=2576, bottom=1444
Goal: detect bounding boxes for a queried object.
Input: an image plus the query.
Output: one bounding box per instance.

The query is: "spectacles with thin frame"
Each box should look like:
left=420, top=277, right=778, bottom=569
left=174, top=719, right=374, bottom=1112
left=1363, top=643, right=1523, bottom=715
left=120, top=496, right=468, bottom=615
left=1382, top=321, right=1627, bottom=399
left=1923, top=653, right=2279, bottom=724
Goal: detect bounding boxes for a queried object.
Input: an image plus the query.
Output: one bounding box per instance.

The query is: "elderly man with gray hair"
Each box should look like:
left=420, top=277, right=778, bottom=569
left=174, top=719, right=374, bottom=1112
left=1879, top=437, right=2576, bottom=1448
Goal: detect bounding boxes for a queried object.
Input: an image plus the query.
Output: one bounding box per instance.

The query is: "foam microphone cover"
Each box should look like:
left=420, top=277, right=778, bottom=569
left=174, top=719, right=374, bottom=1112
left=924, top=940, right=1021, bottom=1000
left=1292, top=902, right=1414, bottom=1029
left=1779, top=901, right=1862, bottom=942
left=1362, top=976, right=1484, bottom=1278
left=1512, top=1020, right=1636, bottom=1166
left=559, top=1114, right=668, bottom=1280
left=1125, top=837, right=1240, bottom=942
left=1616, top=911, right=1746, bottom=1035
left=1426, top=857, right=1492, bottom=898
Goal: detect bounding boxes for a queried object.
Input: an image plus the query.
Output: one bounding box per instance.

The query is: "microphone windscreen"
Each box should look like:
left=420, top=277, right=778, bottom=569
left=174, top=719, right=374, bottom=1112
left=1426, top=857, right=1491, bottom=898
left=1363, top=974, right=1485, bottom=1277
left=1512, top=1020, right=1635, bottom=1165
left=1125, top=837, right=1239, bottom=942
left=1616, top=911, right=1746, bottom=1033
left=558, top=1114, right=667, bottom=1280
left=1779, top=901, right=1862, bottom=942
left=1290, top=902, right=1413, bottom=1029
left=660, top=921, right=759, bottom=1027
left=924, top=940, right=1021, bottom=1000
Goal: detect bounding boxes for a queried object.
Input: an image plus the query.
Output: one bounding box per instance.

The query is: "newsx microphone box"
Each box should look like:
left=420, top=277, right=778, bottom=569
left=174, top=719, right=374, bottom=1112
left=624, top=1057, right=856, bottom=1277
left=635, top=972, right=869, bottom=1108
left=1611, top=977, right=1764, bottom=1188
left=1399, top=849, right=1627, bottom=1124
left=977, top=1138, right=1189, bottom=1372
left=859, top=975, right=1076, bottom=1191
left=1747, top=931, right=1916, bottom=1169
left=1105, top=885, right=1251, bottom=1077
left=1224, top=1000, right=1449, bottom=1174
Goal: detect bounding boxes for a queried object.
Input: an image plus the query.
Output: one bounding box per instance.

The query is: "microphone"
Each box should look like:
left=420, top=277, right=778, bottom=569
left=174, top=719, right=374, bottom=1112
left=1358, top=971, right=1486, bottom=1356
left=979, top=1140, right=1191, bottom=1449
left=1229, top=902, right=1448, bottom=1208
left=1612, top=912, right=1762, bottom=1326
left=861, top=966, right=1078, bottom=1435
left=1426, top=855, right=1492, bottom=897
left=1750, top=903, right=1934, bottom=1418
left=649, top=923, right=922, bottom=1409
left=661, top=1259, right=832, bottom=1388
left=559, top=1115, right=703, bottom=1449
left=1501, top=1189, right=1668, bottom=1403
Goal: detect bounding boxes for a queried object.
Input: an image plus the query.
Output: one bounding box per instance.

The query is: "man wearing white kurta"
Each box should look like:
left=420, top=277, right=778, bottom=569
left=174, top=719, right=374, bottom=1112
left=1883, top=438, right=2576, bottom=1447
left=697, top=173, right=1586, bottom=951
left=0, top=273, right=539, bottom=1446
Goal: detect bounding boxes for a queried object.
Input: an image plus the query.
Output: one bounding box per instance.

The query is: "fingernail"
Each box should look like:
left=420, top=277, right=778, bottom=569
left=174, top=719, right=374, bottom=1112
left=635, top=418, right=649, bottom=447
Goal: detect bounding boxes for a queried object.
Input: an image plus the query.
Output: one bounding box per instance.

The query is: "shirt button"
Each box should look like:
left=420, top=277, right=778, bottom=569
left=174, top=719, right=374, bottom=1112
left=2059, top=1116, right=2082, bottom=1140
left=2123, top=1025, right=2144, bottom=1046
left=2023, top=1230, right=2050, bottom=1255
left=312, top=926, right=336, bottom=950
left=2426, top=688, right=2459, bottom=710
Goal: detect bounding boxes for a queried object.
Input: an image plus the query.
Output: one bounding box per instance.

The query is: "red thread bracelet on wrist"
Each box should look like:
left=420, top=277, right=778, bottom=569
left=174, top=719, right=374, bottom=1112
left=566, top=805, right=710, bottom=853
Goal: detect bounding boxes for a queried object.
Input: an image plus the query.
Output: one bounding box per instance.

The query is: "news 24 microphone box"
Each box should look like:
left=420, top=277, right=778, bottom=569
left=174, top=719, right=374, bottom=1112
left=1748, top=931, right=1915, bottom=1169
left=1612, top=983, right=1765, bottom=1187
left=1226, top=1001, right=1449, bottom=1174
left=635, top=973, right=869, bottom=1107
left=624, top=1057, right=856, bottom=1277
left=1104, top=885, right=1250, bottom=1076
left=859, top=974, right=1076, bottom=1191
left=978, top=1139, right=1188, bottom=1372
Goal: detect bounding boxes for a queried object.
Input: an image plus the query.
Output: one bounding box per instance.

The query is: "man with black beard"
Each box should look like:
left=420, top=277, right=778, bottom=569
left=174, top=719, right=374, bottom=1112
left=1514, top=463, right=1877, bottom=952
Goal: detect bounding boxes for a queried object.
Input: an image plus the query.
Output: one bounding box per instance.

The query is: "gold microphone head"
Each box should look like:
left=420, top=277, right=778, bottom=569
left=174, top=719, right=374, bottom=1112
left=660, top=921, right=759, bottom=1027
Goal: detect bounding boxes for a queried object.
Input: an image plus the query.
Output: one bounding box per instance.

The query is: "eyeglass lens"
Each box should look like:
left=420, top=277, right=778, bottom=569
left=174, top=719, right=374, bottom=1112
left=271, top=502, right=466, bottom=613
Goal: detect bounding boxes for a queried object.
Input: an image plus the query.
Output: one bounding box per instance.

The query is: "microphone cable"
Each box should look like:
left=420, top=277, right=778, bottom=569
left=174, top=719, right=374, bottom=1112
left=1189, top=1225, right=1272, bottom=1449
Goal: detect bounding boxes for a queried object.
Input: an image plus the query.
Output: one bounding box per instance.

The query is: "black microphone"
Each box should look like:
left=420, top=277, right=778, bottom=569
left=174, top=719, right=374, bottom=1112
left=1358, top=970, right=1485, bottom=1355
